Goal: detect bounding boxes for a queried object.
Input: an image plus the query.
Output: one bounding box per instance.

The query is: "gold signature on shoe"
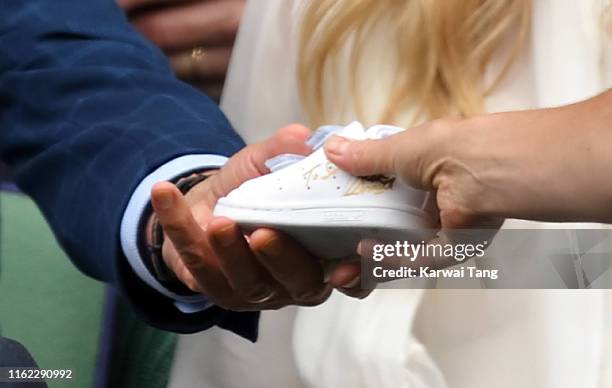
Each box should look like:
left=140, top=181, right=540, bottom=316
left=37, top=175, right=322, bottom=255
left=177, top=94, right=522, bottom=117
left=303, top=162, right=394, bottom=195
left=344, top=175, right=395, bottom=196
left=303, top=162, right=339, bottom=188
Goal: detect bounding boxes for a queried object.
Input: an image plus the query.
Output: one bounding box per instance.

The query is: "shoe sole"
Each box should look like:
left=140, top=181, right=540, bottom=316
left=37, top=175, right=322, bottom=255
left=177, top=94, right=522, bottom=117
left=213, top=203, right=437, bottom=260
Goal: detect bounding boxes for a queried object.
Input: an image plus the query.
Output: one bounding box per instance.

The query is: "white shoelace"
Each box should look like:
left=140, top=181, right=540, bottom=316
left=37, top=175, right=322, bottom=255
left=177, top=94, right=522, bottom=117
left=265, top=125, right=344, bottom=172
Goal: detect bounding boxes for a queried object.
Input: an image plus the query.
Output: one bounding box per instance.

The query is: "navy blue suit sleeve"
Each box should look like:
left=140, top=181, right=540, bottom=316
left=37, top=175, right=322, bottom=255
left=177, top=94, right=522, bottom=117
left=0, top=0, right=259, bottom=340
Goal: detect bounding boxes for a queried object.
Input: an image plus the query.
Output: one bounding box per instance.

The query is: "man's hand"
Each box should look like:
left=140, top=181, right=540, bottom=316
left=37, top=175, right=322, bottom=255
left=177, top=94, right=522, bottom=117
left=151, top=125, right=366, bottom=311
left=117, top=0, right=245, bottom=100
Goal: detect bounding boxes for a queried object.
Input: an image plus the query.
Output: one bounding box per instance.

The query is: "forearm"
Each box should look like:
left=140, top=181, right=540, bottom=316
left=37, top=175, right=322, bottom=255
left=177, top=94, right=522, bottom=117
left=0, top=0, right=250, bottom=333
left=466, top=89, right=612, bottom=223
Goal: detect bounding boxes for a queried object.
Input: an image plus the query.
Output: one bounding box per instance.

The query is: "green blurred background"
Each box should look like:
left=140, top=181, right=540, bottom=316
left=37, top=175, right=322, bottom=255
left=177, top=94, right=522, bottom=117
left=0, top=190, right=176, bottom=388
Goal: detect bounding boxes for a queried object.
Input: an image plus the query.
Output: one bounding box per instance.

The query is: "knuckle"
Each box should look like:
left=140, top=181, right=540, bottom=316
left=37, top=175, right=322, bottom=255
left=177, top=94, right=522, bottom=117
left=220, top=2, right=244, bottom=38
left=276, top=130, right=297, bottom=146
left=354, top=289, right=373, bottom=299
left=436, top=179, right=467, bottom=210
left=243, top=145, right=267, bottom=176
left=424, top=118, right=461, bottom=151
left=298, top=294, right=329, bottom=307
left=427, top=118, right=453, bottom=138
left=385, top=141, right=402, bottom=173
left=175, top=242, right=205, bottom=264
left=436, top=185, right=459, bottom=212
left=278, top=123, right=310, bottom=138
left=116, top=0, right=131, bottom=10
left=214, top=295, right=239, bottom=311
left=281, top=273, right=310, bottom=291
left=136, top=17, right=166, bottom=44
left=438, top=202, right=474, bottom=229
left=267, top=302, right=289, bottom=311
left=159, top=221, right=183, bottom=237
left=171, top=55, right=192, bottom=80
left=295, top=285, right=330, bottom=304
left=349, top=143, right=368, bottom=173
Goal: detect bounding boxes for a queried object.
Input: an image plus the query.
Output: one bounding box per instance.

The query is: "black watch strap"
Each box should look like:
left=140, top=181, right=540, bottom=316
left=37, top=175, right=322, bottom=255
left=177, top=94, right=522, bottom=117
left=142, top=170, right=217, bottom=296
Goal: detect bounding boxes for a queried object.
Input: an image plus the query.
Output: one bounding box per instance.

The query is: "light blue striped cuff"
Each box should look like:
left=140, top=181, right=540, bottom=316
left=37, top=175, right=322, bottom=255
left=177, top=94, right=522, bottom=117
left=120, top=154, right=228, bottom=313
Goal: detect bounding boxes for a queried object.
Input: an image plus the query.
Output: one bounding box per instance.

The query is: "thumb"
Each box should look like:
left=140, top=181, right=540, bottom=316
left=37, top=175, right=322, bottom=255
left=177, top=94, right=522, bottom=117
left=212, top=124, right=312, bottom=195
left=150, top=182, right=207, bottom=256
left=150, top=182, right=231, bottom=290
left=249, top=124, right=312, bottom=174
left=324, top=135, right=398, bottom=176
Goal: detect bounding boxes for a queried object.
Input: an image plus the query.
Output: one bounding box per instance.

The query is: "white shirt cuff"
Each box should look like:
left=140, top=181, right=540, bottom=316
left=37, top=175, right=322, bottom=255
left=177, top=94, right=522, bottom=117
left=120, top=154, right=228, bottom=312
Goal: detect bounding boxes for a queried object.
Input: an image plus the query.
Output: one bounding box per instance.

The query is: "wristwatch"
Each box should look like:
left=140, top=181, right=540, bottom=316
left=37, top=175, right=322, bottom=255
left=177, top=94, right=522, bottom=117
left=139, top=170, right=218, bottom=295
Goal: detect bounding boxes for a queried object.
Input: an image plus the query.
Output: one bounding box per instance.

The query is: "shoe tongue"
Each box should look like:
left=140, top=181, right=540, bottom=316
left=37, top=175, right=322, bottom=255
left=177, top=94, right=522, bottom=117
left=306, top=121, right=366, bottom=149
left=265, top=121, right=367, bottom=172
left=305, top=125, right=344, bottom=149
left=264, top=154, right=305, bottom=172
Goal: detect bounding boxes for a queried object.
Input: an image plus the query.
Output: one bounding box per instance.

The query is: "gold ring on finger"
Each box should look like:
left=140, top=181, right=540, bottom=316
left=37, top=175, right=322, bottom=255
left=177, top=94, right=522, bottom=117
left=247, top=289, right=277, bottom=304
left=191, top=46, right=206, bottom=61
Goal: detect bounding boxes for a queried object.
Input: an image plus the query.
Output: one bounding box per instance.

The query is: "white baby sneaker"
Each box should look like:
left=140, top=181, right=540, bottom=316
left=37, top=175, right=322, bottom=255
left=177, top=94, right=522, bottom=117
left=213, top=122, right=438, bottom=259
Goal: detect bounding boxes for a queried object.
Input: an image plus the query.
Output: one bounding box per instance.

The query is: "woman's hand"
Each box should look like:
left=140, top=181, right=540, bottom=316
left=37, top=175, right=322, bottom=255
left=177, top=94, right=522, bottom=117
left=324, top=90, right=612, bottom=267
left=325, top=91, right=612, bottom=228
left=325, top=117, right=507, bottom=231
left=324, top=118, right=505, bottom=268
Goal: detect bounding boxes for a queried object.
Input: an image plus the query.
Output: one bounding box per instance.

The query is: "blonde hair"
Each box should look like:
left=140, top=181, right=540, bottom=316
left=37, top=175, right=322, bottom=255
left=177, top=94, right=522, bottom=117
left=298, top=0, right=532, bottom=127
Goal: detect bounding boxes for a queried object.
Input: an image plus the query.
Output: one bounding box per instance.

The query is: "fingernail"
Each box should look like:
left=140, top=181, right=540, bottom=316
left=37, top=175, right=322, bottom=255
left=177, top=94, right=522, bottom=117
left=357, top=239, right=378, bottom=257
left=215, top=225, right=236, bottom=247
left=325, top=136, right=350, bottom=157
left=261, top=237, right=282, bottom=256
left=341, top=276, right=361, bottom=289
left=155, top=191, right=174, bottom=210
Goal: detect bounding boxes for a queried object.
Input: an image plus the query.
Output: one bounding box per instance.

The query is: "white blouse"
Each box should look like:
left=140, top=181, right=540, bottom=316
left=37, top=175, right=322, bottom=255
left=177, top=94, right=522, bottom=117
left=169, top=1, right=612, bottom=387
